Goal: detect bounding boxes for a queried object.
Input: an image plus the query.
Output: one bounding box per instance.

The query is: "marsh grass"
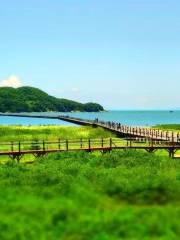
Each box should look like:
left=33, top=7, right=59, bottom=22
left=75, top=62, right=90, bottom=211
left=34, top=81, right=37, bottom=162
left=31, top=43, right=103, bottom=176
left=0, top=125, right=117, bottom=163
left=0, top=125, right=180, bottom=239
left=0, top=125, right=116, bottom=141
left=154, top=124, right=180, bottom=131
left=0, top=150, right=180, bottom=239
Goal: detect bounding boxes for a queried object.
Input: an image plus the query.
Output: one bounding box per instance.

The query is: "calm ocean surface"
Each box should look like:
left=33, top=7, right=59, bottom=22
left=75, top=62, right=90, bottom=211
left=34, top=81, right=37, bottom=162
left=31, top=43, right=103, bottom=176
left=0, top=111, right=180, bottom=126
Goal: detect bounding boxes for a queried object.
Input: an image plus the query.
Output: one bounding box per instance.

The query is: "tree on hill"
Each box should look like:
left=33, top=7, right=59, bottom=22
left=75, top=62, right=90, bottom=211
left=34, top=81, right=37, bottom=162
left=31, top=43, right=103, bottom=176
left=0, top=86, right=104, bottom=113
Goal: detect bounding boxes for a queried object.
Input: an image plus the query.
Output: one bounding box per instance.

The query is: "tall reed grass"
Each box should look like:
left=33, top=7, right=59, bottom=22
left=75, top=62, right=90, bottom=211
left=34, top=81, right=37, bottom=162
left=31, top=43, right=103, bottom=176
left=0, top=150, right=179, bottom=239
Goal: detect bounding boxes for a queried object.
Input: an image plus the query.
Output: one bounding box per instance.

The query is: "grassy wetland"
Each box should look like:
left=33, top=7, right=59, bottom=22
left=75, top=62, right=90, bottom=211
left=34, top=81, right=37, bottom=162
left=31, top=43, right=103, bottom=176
left=0, top=125, right=180, bottom=239
left=154, top=124, right=180, bottom=131
left=0, top=125, right=115, bottom=141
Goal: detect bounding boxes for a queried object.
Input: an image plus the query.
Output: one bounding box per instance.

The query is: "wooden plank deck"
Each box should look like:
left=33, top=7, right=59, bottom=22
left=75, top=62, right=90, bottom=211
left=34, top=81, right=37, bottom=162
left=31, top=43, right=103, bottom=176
left=0, top=113, right=179, bottom=143
left=0, top=137, right=179, bottom=161
left=58, top=115, right=180, bottom=143
left=0, top=113, right=179, bottom=161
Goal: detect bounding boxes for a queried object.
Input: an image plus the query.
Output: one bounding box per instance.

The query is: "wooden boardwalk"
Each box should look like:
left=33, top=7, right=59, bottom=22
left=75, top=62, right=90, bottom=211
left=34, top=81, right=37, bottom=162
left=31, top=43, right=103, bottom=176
left=0, top=137, right=179, bottom=161
left=0, top=113, right=180, bottom=161
left=0, top=113, right=180, bottom=143
left=59, top=115, right=180, bottom=143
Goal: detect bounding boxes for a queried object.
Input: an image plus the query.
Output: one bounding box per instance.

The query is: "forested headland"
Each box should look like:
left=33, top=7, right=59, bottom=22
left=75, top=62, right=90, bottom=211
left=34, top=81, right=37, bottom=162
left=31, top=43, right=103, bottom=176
left=0, top=86, right=104, bottom=112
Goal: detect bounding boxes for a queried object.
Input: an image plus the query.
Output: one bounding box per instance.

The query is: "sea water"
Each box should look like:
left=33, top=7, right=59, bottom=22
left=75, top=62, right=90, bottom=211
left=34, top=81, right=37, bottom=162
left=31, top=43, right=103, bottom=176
left=0, top=110, right=180, bottom=126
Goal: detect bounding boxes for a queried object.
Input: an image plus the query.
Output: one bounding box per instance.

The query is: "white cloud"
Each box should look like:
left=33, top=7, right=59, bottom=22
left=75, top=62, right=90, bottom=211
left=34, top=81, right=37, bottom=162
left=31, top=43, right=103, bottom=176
left=0, top=75, right=23, bottom=88
left=71, top=87, right=79, bottom=93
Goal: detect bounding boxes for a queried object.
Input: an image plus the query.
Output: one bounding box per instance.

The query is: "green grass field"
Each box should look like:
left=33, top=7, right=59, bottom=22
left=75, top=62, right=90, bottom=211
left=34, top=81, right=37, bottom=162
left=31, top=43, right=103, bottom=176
left=0, top=125, right=179, bottom=239
left=0, top=125, right=117, bottom=163
left=154, top=124, right=180, bottom=131
left=0, top=125, right=115, bottom=141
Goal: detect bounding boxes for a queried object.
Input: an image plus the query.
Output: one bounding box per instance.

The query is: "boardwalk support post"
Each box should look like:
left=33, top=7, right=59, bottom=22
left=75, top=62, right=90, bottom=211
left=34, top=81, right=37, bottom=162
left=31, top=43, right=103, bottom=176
left=43, top=140, right=45, bottom=151
left=102, top=138, right=104, bottom=148
left=19, top=141, right=21, bottom=153
left=58, top=139, right=61, bottom=150
left=110, top=138, right=112, bottom=150
left=9, top=154, right=23, bottom=163
left=88, top=139, right=91, bottom=150
left=66, top=140, right=69, bottom=151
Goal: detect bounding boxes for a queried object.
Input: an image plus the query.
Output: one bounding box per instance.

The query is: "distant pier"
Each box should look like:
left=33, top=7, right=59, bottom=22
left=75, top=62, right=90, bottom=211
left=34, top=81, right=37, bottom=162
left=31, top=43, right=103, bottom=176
left=0, top=113, right=180, bottom=143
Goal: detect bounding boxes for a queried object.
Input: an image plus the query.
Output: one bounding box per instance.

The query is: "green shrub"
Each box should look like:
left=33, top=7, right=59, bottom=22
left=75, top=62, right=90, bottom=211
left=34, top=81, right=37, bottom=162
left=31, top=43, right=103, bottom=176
left=0, top=150, right=179, bottom=239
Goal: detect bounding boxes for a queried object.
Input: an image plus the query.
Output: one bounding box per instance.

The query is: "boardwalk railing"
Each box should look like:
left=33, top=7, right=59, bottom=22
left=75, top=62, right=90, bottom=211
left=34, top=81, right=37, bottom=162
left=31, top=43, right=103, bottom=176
left=0, top=137, right=180, bottom=161
left=59, top=115, right=180, bottom=143
left=0, top=113, right=179, bottom=143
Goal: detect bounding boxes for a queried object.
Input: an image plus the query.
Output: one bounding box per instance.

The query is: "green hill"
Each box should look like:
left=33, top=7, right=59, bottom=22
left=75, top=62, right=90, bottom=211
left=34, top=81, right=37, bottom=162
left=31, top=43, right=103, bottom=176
left=0, top=86, right=104, bottom=112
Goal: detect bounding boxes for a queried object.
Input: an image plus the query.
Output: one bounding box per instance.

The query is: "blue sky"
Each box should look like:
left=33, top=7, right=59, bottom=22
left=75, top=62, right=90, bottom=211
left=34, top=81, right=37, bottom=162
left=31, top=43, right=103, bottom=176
left=0, top=0, right=179, bottom=109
